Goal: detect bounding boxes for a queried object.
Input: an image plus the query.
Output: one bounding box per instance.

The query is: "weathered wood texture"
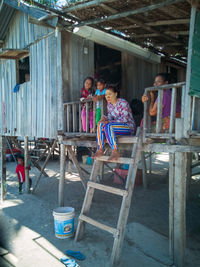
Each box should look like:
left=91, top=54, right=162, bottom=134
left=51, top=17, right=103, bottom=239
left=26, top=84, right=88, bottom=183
left=174, top=152, right=187, bottom=267
left=59, top=144, right=66, bottom=207
left=121, top=52, right=159, bottom=100
left=61, top=31, right=94, bottom=103
left=0, top=12, right=62, bottom=138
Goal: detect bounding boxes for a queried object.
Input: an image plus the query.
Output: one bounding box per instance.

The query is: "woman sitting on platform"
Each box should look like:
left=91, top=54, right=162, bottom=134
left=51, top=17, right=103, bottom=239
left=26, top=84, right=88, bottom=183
left=93, top=85, right=136, bottom=161
left=141, top=73, right=181, bottom=132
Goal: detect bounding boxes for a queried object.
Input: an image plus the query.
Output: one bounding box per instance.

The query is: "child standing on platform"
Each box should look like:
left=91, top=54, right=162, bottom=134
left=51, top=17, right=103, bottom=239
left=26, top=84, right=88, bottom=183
left=92, top=79, right=106, bottom=124
left=80, top=77, right=95, bottom=132
left=16, top=155, right=32, bottom=194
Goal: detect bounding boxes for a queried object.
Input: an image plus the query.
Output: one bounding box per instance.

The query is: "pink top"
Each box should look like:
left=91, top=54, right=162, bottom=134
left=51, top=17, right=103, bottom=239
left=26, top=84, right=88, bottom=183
left=106, top=98, right=135, bottom=132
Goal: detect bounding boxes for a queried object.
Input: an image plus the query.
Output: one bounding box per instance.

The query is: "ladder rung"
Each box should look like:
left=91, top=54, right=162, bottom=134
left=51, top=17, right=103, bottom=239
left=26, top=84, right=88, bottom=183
left=88, top=181, right=128, bottom=197
left=79, top=214, right=119, bottom=237
left=97, top=156, right=134, bottom=164
left=30, top=156, right=40, bottom=159
left=31, top=149, right=46, bottom=152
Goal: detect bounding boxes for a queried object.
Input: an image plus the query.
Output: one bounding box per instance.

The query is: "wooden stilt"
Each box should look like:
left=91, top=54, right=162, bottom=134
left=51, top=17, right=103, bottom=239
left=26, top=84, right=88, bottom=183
left=24, top=136, right=30, bottom=193
left=174, top=152, right=187, bottom=267
left=32, top=139, right=57, bottom=193
left=0, top=136, right=6, bottom=203
left=186, top=152, right=192, bottom=199
left=12, top=138, right=49, bottom=177
left=58, top=144, right=66, bottom=207
left=169, top=153, right=175, bottom=261
left=66, top=146, right=87, bottom=189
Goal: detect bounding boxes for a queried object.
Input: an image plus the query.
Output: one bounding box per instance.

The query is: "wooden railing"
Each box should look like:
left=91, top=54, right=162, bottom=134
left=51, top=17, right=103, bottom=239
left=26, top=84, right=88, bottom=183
left=63, top=98, right=106, bottom=134
left=143, top=82, right=186, bottom=140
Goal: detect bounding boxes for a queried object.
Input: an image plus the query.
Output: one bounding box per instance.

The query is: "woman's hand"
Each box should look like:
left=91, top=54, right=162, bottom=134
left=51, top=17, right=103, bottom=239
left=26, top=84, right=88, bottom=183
left=142, top=94, right=148, bottom=103
left=92, top=95, right=98, bottom=102
left=142, top=91, right=155, bottom=103
left=99, top=115, right=109, bottom=124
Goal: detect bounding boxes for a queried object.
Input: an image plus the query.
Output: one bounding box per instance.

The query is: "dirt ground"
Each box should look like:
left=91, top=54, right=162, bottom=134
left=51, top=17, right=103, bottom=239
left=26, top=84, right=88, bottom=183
left=0, top=153, right=200, bottom=267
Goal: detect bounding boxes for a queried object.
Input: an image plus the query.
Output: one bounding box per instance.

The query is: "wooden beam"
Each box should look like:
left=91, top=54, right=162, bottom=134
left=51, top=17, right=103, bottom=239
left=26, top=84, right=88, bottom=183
left=134, top=31, right=189, bottom=38
left=63, top=0, right=115, bottom=12
left=11, top=138, right=49, bottom=177
left=99, top=2, right=183, bottom=44
left=0, top=136, right=6, bottom=203
left=58, top=144, right=66, bottom=207
left=73, top=0, right=185, bottom=27
left=32, top=140, right=57, bottom=193
left=66, top=146, right=87, bottom=189
left=117, top=19, right=190, bottom=30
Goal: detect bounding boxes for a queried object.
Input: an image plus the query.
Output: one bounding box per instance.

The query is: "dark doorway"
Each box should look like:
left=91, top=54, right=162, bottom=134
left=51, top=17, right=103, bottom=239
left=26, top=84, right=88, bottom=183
left=94, top=44, right=121, bottom=86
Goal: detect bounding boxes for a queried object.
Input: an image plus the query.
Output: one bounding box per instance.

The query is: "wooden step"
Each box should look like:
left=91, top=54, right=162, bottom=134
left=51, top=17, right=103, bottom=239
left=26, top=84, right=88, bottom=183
left=97, top=156, right=134, bottom=164
left=88, top=181, right=128, bottom=196
left=79, top=214, right=119, bottom=237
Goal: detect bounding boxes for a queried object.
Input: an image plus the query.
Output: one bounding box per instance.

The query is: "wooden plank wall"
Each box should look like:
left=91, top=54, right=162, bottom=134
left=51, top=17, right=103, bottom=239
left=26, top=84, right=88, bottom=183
left=0, top=11, right=62, bottom=138
left=62, top=31, right=94, bottom=103
left=121, top=52, right=159, bottom=100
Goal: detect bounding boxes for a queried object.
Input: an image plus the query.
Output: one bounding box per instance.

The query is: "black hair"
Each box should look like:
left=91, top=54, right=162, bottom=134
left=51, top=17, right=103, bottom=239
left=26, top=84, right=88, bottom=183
left=83, top=76, right=94, bottom=88
left=97, top=78, right=106, bottom=84
left=155, top=73, right=171, bottom=84
left=17, top=155, right=24, bottom=161
left=106, top=83, right=120, bottom=94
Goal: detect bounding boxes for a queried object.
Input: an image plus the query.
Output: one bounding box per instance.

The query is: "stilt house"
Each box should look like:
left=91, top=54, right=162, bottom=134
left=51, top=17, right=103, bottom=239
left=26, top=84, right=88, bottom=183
left=0, top=1, right=200, bottom=267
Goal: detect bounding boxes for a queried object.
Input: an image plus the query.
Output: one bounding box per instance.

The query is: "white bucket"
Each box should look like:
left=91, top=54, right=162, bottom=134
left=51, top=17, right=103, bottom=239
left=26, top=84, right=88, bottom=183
left=53, top=207, right=75, bottom=239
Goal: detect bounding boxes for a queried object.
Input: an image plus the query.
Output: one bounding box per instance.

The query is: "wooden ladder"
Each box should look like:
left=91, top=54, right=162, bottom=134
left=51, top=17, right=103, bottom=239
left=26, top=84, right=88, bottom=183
left=75, top=128, right=142, bottom=266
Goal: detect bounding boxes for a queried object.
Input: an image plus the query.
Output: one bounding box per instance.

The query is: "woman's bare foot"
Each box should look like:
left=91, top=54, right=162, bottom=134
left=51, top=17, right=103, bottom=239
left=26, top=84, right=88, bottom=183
left=90, top=128, right=94, bottom=133
left=92, top=149, right=104, bottom=158
left=108, top=149, right=120, bottom=161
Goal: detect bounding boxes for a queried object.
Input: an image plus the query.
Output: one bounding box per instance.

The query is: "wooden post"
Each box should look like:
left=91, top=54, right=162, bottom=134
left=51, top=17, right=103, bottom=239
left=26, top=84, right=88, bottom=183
left=183, top=6, right=196, bottom=137
left=24, top=136, right=30, bottom=193
left=0, top=136, right=6, bottom=203
left=86, top=102, right=89, bottom=133
left=93, top=102, right=96, bottom=133
left=169, top=153, right=175, bottom=261
left=59, top=144, right=66, bottom=207
left=169, top=87, right=177, bottom=134
left=174, top=152, right=187, bottom=267
left=79, top=103, right=82, bottom=132
left=186, top=152, right=192, bottom=199
left=156, top=90, right=164, bottom=133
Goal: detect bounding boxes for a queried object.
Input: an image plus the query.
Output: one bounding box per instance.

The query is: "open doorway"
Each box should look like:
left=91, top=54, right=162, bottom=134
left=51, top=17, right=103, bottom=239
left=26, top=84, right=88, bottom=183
left=94, top=44, right=121, bottom=86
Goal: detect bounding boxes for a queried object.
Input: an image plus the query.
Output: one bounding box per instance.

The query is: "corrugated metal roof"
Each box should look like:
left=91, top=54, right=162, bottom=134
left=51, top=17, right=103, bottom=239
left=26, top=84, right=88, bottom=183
left=0, top=4, right=15, bottom=41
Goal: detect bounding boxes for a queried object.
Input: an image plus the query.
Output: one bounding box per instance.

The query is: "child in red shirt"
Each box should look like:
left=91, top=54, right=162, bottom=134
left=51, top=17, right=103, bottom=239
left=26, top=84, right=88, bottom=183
left=16, top=155, right=32, bottom=194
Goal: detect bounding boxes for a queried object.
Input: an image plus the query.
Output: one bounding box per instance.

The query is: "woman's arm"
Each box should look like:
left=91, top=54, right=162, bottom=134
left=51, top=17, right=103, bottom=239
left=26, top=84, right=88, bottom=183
left=92, top=95, right=105, bottom=102
left=142, top=91, right=157, bottom=116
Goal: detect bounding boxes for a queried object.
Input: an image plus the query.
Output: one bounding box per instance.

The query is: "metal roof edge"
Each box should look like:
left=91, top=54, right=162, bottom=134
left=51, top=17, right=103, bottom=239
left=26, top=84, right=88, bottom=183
left=73, top=25, right=161, bottom=64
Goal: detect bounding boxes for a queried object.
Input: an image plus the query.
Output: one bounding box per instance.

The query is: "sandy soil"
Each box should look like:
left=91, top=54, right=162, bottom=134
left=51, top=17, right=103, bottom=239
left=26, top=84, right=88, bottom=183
left=0, top=153, right=200, bottom=267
